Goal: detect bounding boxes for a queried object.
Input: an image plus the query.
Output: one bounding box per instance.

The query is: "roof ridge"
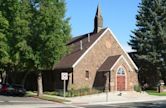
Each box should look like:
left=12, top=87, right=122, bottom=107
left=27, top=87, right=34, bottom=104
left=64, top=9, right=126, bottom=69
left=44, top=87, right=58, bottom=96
left=67, top=28, right=107, bottom=45
left=54, top=28, right=108, bottom=70
left=72, top=28, right=108, bottom=68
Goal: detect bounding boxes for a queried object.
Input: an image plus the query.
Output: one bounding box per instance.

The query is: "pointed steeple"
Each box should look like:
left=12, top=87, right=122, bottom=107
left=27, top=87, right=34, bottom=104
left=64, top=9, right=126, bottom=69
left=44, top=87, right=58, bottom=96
left=94, top=3, right=103, bottom=33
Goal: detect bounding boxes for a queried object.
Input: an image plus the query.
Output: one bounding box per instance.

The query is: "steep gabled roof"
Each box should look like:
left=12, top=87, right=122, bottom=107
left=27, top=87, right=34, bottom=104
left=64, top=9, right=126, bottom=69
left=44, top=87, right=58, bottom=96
left=98, top=54, right=136, bottom=72
left=54, top=28, right=107, bottom=70
left=98, top=55, right=121, bottom=72
left=54, top=28, right=138, bottom=71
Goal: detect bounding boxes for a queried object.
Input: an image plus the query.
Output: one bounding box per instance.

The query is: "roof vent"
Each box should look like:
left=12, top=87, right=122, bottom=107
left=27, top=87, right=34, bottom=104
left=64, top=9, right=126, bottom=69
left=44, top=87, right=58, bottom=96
left=80, top=40, right=83, bottom=50
left=88, top=34, right=90, bottom=42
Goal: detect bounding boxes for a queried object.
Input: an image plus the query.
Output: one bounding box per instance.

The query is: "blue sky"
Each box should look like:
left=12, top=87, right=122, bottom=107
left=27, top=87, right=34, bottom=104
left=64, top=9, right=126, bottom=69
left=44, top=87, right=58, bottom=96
left=65, top=0, right=140, bottom=52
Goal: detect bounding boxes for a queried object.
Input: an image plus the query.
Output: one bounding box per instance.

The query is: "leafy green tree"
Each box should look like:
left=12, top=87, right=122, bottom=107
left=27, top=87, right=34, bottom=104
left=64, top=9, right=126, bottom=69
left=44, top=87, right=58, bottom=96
left=0, top=11, right=9, bottom=82
left=30, top=0, right=71, bottom=96
left=0, top=12, right=9, bottom=63
left=0, top=0, right=33, bottom=83
left=129, top=0, right=166, bottom=86
left=0, top=0, right=71, bottom=96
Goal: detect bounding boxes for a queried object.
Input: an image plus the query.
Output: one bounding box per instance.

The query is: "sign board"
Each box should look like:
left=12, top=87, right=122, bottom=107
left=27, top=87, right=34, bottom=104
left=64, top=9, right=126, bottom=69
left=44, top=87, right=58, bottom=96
left=161, top=82, right=165, bottom=85
left=61, top=72, right=68, bottom=99
left=61, top=72, right=68, bottom=80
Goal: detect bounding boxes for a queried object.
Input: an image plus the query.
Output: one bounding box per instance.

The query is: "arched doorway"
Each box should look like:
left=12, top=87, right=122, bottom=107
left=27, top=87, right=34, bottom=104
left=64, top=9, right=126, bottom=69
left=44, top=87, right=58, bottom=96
left=116, top=67, right=126, bottom=91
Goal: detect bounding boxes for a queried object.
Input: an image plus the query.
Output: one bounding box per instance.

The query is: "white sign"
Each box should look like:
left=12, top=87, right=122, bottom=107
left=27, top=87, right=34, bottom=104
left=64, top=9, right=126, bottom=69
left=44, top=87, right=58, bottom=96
left=61, top=72, right=68, bottom=80
left=161, top=82, right=165, bottom=85
left=61, top=72, right=68, bottom=99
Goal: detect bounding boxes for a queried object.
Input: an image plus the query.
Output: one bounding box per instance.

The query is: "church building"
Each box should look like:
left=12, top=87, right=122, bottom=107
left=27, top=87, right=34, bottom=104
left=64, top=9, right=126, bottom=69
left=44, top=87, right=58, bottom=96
left=54, top=4, right=138, bottom=91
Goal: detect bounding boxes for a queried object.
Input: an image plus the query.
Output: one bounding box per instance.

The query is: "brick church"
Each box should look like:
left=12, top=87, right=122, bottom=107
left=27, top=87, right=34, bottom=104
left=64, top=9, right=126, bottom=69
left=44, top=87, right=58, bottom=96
left=54, top=4, right=138, bottom=91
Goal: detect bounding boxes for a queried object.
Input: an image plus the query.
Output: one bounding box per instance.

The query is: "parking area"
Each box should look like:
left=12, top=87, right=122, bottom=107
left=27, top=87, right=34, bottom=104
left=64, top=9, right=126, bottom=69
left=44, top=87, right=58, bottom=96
left=0, top=83, right=26, bottom=96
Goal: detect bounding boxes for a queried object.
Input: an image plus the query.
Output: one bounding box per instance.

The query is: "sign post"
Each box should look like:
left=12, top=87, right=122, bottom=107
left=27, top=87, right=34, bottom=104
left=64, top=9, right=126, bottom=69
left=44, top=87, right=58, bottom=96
left=61, top=72, right=68, bottom=99
left=63, top=79, right=65, bottom=98
left=106, top=89, right=108, bottom=102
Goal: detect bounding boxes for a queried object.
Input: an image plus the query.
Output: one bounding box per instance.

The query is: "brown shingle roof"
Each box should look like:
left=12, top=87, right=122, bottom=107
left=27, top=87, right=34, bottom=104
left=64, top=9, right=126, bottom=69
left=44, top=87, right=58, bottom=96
left=98, top=55, right=121, bottom=72
left=54, top=28, right=107, bottom=70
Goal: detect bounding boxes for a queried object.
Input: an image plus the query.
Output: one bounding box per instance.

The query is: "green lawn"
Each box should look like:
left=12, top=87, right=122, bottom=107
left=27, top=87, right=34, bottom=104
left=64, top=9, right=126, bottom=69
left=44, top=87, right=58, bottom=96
left=25, top=91, right=37, bottom=97
left=25, top=91, right=69, bottom=103
left=146, top=90, right=166, bottom=96
left=37, top=95, right=69, bottom=103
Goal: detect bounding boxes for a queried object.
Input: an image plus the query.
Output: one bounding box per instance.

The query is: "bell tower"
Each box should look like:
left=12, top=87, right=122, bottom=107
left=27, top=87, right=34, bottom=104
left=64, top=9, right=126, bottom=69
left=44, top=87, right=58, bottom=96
left=94, top=3, right=103, bottom=33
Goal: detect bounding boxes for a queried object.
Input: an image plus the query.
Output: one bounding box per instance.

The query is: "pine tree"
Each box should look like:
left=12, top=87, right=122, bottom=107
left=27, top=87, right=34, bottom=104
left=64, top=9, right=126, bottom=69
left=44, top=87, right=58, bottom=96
left=159, top=0, right=166, bottom=82
left=129, top=0, right=166, bottom=86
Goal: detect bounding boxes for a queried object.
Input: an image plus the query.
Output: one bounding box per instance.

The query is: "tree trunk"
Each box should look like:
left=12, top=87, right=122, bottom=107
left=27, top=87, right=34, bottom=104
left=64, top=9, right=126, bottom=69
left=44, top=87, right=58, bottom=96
left=37, top=71, right=43, bottom=96
left=0, top=72, right=2, bottom=83
left=2, top=71, right=6, bottom=84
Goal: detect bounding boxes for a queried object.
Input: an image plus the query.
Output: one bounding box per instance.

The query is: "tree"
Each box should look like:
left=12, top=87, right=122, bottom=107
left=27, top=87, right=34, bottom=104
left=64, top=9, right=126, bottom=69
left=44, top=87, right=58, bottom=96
left=129, top=0, right=166, bottom=86
left=159, top=0, right=166, bottom=83
left=0, top=0, right=71, bottom=96
left=0, top=11, right=9, bottom=82
left=0, top=0, right=33, bottom=84
left=30, top=0, right=71, bottom=96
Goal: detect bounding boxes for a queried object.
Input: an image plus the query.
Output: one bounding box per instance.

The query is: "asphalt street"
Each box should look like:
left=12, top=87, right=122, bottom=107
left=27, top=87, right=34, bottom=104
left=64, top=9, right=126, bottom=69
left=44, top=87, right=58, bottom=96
left=0, top=95, right=166, bottom=108
left=79, top=100, right=166, bottom=108
left=0, top=95, right=74, bottom=108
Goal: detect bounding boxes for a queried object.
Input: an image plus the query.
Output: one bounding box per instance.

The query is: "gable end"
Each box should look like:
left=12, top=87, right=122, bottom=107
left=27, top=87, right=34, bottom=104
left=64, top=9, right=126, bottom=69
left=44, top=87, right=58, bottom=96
left=72, top=28, right=138, bottom=71
left=107, top=28, right=138, bottom=70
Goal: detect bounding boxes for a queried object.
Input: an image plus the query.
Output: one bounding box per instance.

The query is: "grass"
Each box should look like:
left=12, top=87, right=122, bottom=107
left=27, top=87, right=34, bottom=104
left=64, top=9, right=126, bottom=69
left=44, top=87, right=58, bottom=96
left=44, top=91, right=56, bottom=95
left=37, top=95, right=69, bottom=103
left=25, top=91, right=69, bottom=103
left=25, top=91, right=37, bottom=97
left=25, top=88, right=104, bottom=103
left=146, top=90, right=166, bottom=96
left=43, top=88, right=104, bottom=97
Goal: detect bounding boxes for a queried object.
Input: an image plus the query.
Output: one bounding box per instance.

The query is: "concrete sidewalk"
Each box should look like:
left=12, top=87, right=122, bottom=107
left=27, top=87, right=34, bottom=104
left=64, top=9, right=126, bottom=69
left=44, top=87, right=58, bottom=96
left=65, top=91, right=166, bottom=105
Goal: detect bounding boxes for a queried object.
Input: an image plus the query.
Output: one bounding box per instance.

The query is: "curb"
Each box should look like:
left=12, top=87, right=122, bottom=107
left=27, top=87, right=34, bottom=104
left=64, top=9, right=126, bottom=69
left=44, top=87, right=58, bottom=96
left=63, top=101, right=72, bottom=104
left=70, top=98, right=166, bottom=106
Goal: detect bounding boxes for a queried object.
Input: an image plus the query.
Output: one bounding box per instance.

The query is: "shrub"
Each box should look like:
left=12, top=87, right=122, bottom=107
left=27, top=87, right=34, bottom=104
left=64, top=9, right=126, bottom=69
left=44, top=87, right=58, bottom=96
left=134, top=85, right=141, bottom=92
left=52, top=87, right=105, bottom=97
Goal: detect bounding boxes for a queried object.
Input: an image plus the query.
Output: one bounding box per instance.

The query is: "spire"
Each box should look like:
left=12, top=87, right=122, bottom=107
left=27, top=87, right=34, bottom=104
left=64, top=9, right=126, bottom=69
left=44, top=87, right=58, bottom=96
left=94, top=2, right=103, bottom=33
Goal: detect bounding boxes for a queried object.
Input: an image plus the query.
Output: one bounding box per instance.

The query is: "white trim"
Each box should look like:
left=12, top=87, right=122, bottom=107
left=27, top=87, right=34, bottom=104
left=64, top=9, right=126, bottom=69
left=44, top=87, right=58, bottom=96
left=72, top=28, right=138, bottom=71
left=72, top=28, right=109, bottom=68
left=107, top=28, right=138, bottom=70
left=122, top=56, right=133, bottom=71
left=111, top=55, right=122, bottom=70
left=116, top=66, right=127, bottom=91
left=111, top=55, right=133, bottom=71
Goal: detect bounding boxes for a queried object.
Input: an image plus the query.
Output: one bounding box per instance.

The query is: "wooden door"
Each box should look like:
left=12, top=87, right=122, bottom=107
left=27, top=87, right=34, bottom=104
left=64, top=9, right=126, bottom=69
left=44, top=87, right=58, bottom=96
left=117, top=76, right=125, bottom=91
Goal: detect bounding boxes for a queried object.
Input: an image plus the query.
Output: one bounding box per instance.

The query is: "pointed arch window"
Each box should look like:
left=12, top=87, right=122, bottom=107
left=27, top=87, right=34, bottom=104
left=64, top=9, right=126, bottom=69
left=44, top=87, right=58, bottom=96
left=117, top=67, right=125, bottom=75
